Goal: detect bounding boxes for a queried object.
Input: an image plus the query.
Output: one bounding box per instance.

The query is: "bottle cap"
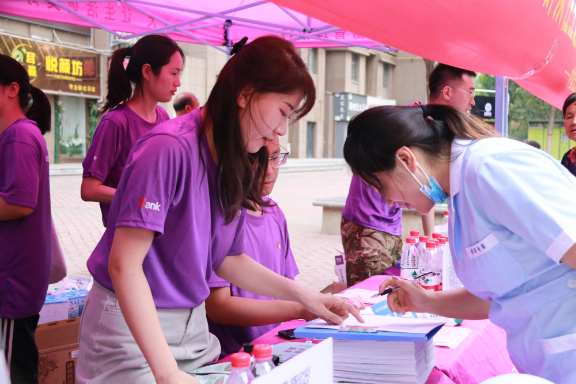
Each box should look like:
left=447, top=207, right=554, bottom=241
left=426, top=241, right=436, bottom=249
left=444, top=211, right=449, bottom=216
left=444, top=236, right=449, bottom=242
left=406, top=237, right=416, bottom=244
left=253, top=344, right=273, bottom=359
left=432, top=239, right=439, bottom=245
left=432, top=233, right=442, bottom=239
left=410, top=230, right=420, bottom=236
left=438, top=239, right=446, bottom=245
left=419, top=236, right=429, bottom=242
left=231, top=352, right=251, bottom=368
left=242, top=342, right=254, bottom=354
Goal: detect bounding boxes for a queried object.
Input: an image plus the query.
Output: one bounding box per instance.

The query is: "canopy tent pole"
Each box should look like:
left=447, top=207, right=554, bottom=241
left=495, top=76, right=509, bottom=138
left=224, top=20, right=233, bottom=60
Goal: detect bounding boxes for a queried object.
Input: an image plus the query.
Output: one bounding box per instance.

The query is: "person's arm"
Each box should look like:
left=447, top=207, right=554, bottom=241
left=421, top=210, right=435, bottom=237
left=108, top=227, right=199, bottom=384
left=560, top=243, right=576, bottom=270
left=215, top=254, right=363, bottom=325
left=0, top=196, right=34, bottom=221
left=205, top=286, right=317, bottom=327
left=81, top=176, right=116, bottom=204
left=380, top=276, right=491, bottom=320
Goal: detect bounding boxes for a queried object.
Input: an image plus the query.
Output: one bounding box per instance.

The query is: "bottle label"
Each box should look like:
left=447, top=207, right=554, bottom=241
left=421, top=272, right=442, bottom=292
left=400, top=268, right=419, bottom=280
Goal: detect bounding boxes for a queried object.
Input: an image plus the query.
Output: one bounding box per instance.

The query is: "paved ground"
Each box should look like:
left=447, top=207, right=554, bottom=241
left=50, top=167, right=353, bottom=292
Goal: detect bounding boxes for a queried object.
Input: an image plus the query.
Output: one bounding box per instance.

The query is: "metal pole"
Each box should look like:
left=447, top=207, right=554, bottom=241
left=495, top=76, right=509, bottom=137
left=224, top=20, right=232, bottom=61
left=54, top=95, right=60, bottom=164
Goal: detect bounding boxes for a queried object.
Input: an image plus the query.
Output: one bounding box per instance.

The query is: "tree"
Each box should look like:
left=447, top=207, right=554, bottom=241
left=475, top=74, right=560, bottom=140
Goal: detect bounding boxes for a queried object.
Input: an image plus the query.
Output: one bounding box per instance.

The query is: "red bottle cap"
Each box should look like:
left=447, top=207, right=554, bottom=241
left=231, top=352, right=251, bottom=368
left=410, top=230, right=420, bottom=236
left=438, top=239, right=446, bottom=245
left=253, top=344, right=273, bottom=359
left=406, top=237, right=416, bottom=243
left=444, top=211, right=449, bottom=216
left=426, top=241, right=436, bottom=249
left=432, top=233, right=442, bottom=239
left=419, top=236, right=429, bottom=242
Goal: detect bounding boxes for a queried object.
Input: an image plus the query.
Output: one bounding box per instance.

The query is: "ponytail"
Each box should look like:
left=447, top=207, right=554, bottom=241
left=100, top=47, right=132, bottom=114
left=27, top=86, right=52, bottom=135
left=0, top=54, right=51, bottom=135
left=344, top=105, right=496, bottom=188
left=101, top=35, right=184, bottom=114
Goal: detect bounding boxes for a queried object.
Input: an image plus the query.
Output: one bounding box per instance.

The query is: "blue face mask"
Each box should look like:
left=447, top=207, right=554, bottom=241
left=397, top=155, right=449, bottom=204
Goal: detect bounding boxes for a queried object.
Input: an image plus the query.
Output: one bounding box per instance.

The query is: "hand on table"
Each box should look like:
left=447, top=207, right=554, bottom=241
left=380, top=276, right=433, bottom=315
left=301, top=291, right=364, bottom=325
left=157, top=370, right=200, bottom=384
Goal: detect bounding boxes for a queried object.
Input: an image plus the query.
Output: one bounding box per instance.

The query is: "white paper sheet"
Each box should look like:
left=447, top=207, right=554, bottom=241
left=306, top=314, right=446, bottom=334
left=433, top=326, right=472, bottom=348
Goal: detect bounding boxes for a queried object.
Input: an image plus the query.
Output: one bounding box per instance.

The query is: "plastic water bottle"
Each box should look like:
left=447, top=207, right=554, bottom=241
left=410, top=230, right=420, bottom=248
left=421, top=242, right=442, bottom=292
left=251, top=344, right=275, bottom=378
left=441, top=211, right=449, bottom=236
left=400, top=237, right=418, bottom=279
left=417, top=236, right=429, bottom=278
left=228, top=352, right=254, bottom=384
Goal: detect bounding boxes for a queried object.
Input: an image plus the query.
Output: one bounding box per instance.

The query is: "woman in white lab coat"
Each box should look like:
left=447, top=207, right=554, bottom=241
left=343, top=104, right=576, bottom=383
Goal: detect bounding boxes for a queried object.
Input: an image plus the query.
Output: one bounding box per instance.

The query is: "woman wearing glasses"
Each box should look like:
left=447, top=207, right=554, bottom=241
left=206, top=137, right=317, bottom=358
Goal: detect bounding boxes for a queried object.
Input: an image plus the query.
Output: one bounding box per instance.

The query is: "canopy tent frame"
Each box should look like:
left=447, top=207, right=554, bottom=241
left=36, top=0, right=394, bottom=55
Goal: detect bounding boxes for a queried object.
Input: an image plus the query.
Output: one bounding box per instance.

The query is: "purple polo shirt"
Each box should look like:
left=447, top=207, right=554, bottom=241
left=87, top=109, right=245, bottom=309
left=82, top=104, right=170, bottom=227
left=0, top=119, right=52, bottom=319
left=342, top=174, right=402, bottom=235
left=207, top=199, right=299, bottom=357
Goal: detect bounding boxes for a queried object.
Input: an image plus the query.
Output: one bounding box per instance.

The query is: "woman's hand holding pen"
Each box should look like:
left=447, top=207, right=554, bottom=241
left=379, top=276, right=434, bottom=315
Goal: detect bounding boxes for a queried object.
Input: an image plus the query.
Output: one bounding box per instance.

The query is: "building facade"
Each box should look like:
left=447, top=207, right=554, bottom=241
left=0, top=15, right=429, bottom=162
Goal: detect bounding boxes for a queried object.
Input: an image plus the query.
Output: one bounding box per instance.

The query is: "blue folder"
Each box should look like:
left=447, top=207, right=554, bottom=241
left=294, top=323, right=443, bottom=342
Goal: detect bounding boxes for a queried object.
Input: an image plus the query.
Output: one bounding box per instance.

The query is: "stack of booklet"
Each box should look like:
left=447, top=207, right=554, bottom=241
left=295, top=314, right=444, bottom=384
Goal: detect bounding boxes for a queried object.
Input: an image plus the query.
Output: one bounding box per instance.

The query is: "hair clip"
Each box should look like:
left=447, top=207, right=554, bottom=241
left=230, top=37, right=248, bottom=56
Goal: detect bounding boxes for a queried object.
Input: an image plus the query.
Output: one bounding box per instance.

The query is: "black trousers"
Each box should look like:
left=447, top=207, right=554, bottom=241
left=2, top=315, right=40, bottom=384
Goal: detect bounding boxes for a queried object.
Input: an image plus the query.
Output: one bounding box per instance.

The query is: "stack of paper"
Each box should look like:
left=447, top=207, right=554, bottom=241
left=332, top=339, right=435, bottom=384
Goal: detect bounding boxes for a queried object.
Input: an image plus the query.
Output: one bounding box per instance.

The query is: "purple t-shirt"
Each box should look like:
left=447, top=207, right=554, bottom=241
left=207, top=199, right=299, bottom=357
left=0, top=118, right=52, bottom=319
left=87, top=109, right=245, bottom=309
left=82, top=104, right=170, bottom=227
left=342, top=174, right=402, bottom=235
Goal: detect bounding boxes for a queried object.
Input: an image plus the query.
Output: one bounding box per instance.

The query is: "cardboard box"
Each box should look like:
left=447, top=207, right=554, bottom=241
left=39, top=290, right=89, bottom=325
left=36, top=318, right=80, bottom=384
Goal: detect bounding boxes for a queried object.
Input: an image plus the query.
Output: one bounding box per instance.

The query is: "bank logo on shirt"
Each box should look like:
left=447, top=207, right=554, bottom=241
left=139, top=197, right=161, bottom=211
left=276, top=242, right=281, bottom=249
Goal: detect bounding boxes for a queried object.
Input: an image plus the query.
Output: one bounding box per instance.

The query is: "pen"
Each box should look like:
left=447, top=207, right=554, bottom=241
left=376, top=271, right=434, bottom=296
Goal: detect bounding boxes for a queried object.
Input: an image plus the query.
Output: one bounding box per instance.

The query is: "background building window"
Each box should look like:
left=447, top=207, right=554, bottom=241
left=306, top=122, right=316, bottom=158
left=308, top=48, right=318, bottom=74
left=383, top=63, right=390, bottom=88
left=351, top=53, right=359, bottom=82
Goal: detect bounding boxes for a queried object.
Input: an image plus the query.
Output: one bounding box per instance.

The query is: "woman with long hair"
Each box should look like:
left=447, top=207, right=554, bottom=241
left=77, top=36, right=362, bottom=384
left=345, top=104, right=576, bottom=383
left=0, top=54, right=52, bottom=384
left=81, top=34, right=183, bottom=227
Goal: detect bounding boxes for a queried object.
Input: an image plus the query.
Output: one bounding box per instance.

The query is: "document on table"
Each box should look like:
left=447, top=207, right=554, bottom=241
left=306, top=314, right=446, bottom=334
left=335, top=288, right=388, bottom=305
left=433, top=326, right=472, bottom=348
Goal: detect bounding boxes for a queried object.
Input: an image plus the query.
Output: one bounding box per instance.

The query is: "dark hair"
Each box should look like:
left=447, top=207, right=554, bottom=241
left=429, top=64, right=477, bottom=100
left=344, top=105, right=495, bottom=190
left=523, top=140, right=541, bottom=149
left=562, top=93, right=576, bottom=117
left=173, top=94, right=195, bottom=112
left=0, top=54, right=51, bottom=135
left=204, top=35, right=315, bottom=223
left=101, top=34, right=184, bottom=114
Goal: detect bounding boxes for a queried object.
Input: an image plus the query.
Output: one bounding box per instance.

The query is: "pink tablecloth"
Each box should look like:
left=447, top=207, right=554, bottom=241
left=221, top=276, right=516, bottom=384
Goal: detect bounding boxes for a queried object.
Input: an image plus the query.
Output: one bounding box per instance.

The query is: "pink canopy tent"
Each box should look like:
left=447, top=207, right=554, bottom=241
left=2, top=0, right=574, bottom=131
left=0, top=0, right=392, bottom=53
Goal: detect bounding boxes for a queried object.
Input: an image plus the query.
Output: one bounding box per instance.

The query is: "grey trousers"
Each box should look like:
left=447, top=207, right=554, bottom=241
left=76, top=282, right=220, bottom=383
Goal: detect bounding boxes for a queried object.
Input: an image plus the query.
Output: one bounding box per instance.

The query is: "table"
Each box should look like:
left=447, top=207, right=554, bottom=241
left=222, top=275, right=516, bottom=384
